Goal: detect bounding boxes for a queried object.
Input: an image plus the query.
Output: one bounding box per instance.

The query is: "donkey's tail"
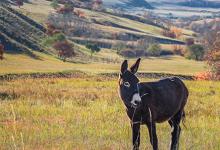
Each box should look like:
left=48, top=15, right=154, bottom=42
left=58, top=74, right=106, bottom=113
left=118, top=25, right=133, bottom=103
left=182, top=110, right=187, bottom=129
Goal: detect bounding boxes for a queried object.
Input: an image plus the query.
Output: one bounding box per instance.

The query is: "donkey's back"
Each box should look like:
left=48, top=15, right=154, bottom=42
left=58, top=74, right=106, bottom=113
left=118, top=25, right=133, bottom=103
left=139, top=77, right=188, bottom=123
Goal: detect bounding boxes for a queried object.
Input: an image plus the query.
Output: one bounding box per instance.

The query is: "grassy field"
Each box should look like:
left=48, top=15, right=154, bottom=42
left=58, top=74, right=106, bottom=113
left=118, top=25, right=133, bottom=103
left=0, top=52, right=206, bottom=75
left=0, top=76, right=219, bottom=149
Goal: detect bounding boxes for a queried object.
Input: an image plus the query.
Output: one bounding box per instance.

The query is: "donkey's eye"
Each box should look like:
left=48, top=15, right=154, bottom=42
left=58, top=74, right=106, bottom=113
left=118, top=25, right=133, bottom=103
left=124, top=82, right=130, bottom=87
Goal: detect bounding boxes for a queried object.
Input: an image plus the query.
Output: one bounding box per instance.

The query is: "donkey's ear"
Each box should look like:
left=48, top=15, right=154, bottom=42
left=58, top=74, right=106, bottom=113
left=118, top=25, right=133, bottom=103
left=121, top=60, right=128, bottom=74
left=130, top=58, right=141, bottom=74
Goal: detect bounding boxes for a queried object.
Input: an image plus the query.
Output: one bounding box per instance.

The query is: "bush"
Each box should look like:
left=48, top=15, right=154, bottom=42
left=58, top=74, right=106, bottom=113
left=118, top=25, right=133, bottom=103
left=86, top=44, right=101, bottom=56
left=186, top=44, right=205, bottom=61
left=173, top=45, right=185, bottom=56
left=147, top=43, right=161, bottom=56
left=53, top=40, right=75, bottom=61
left=0, top=44, right=4, bottom=60
left=42, top=33, right=66, bottom=46
left=194, top=71, right=213, bottom=80
left=50, top=0, right=60, bottom=9
left=206, top=50, right=220, bottom=80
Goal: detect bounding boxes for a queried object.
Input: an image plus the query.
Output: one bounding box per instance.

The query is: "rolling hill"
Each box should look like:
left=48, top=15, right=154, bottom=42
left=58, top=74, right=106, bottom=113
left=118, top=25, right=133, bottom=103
left=103, top=0, right=153, bottom=9
left=0, top=0, right=205, bottom=76
left=0, top=4, right=46, bottom=55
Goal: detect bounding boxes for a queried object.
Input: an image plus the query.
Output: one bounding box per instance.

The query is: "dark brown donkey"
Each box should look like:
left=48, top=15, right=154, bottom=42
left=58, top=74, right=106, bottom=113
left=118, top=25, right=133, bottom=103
left=118, top=58, right=188, bottom=150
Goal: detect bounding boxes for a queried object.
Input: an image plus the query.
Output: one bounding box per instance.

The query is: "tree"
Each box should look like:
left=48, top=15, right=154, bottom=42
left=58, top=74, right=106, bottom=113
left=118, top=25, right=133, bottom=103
left=147, top=43, right=161, bottom=56
left=170, top=26, right=183, bottom=39
left=0, top=44, right=4, bottom=60
left=15, top=0, right=23, bottom=8
left=56, top=2, right=74, bottom=14
left=50, top=0, right=60, bottom=10
left=173, top=45, right=184, bottom=56
left=112, top=41, right=126, bottom=53
left=86, top=43, right=101, bottom=56
left=92, top=0, right=103, bottom=10
left=53, top=40, right=75, bottom=62
left=186, top=44, right=205, bottom=61
left=206, top=32, right=220, bottom=80
left=186, top=38, right=195, bottom=46
left=42, top=33, right=66, bottom=46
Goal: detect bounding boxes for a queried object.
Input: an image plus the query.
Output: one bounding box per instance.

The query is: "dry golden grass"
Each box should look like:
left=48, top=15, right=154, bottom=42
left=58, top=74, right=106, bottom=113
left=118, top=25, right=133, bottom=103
left=0, top=52, right=206, bottom=75
left=0, top=76, right=219, bottom=149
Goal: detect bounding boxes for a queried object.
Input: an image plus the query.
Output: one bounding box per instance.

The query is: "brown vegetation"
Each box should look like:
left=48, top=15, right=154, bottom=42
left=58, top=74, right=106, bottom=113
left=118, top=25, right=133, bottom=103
left=53, top=40, right=75, bottom=62
left=173, top=45, right=185, bottom=56
left=0, top=44, right=4, bottom=60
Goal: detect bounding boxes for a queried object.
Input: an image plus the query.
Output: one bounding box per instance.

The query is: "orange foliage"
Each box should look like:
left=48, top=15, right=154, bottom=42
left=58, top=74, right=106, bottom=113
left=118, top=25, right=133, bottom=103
left=170, top=26, right=183, bottom=38
left=162, top=30, right=176, bottom=38
left=56, top=6, right=73, bottom=14
left=53, top=41, right=75, bottom=61
left=173, top=45, right=185, bottom=56
left=194, top=72, right=213, bottom=81
left=46, top=23, right=61, bottom=36
left=74, top=10, right=86, bottom=18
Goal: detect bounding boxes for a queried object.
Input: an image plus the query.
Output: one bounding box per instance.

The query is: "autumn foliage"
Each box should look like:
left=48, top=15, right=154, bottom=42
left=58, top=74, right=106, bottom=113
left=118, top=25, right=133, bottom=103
left=74, top=9, right=86, bottom=18
left=46, top=23, right=61, bottom=36
left=56, top=3, right=74, bottom=14
left=53, top=40, right=75, bottom=62
left=194, top=71, right=213, bottom=81
left=15, top=0, right=23, bottom=7
left=0, top=44, right=4, bottom=60
left=162, top=26, right=183, bottom=39
left=173, top=45, right=185, bottom=56
left=205, top=32, right=220, bottom=80
left=170, top=27, right=183, bottom=38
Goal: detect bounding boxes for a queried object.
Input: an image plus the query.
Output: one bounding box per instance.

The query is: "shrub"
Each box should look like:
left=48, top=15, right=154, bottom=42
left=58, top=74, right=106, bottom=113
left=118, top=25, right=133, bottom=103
left=147, top=43, right=161, bottom=56
left=0, top=44, right=4, bottom=60
left=42, top=33, right=66, bottom=46
left=50, top=0, right=60, bottom=9
left=15, top=0, right=23, bottom=8
left=112, top=42, right=126, bottom=53
left=173, top=45, right=185, bottom=56
left=206, top=50, right=220, bottom=80
left=56, top=3, right=74, bottom=14
left=53, top=40, right=75, bottom=61
left=186, top=38, right=195, bottom=46
left=186, top=44, right=205, bottom=61
left=162, top=30, right=176, bottom=38
left=194, top=71, right=213, bottom=80
left=170, top=26, right=183, bottom=38
left=86, top=44, right=101, bottom=56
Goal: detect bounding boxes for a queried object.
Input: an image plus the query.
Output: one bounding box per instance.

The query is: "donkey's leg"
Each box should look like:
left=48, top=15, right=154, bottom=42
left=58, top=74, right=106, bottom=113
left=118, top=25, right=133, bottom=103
left=169, top=111, right=182, bottom=150
left=146, top=122, right=158, bottom=150
left=131, top=122, right=141, bottom=150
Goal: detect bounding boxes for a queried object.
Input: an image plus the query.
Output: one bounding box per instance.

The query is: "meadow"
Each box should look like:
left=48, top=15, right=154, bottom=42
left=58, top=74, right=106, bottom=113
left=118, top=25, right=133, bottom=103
left=0, top=52, right=205, bottom=75
left=0, top=76, right=219, bottom=149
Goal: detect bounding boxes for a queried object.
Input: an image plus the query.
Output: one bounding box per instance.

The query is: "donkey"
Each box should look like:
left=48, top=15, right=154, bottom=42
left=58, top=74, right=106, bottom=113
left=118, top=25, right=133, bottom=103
left=118, top=58, right=188, bottom=150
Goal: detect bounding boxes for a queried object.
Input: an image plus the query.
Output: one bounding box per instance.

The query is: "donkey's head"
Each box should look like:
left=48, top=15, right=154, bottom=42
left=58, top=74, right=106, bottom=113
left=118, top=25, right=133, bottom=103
left=118, top=58, right=141, bottom=108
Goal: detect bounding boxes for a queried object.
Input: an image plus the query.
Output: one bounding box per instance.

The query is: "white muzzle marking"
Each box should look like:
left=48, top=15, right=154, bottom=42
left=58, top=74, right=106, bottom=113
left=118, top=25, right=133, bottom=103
left=131, top=93, right=142, bottom=106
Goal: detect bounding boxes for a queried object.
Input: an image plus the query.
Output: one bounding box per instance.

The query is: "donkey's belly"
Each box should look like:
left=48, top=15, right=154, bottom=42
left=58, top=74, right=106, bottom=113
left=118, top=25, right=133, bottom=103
left=153, top=97, right=182, bottom=123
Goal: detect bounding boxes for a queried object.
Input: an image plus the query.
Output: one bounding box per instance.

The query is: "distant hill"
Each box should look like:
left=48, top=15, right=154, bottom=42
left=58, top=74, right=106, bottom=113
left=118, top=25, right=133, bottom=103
left=0, top=5, right=46, bottom=54
left=103, top=0, right=154, bottom=9
left=177, top=0, right=220, bottom=8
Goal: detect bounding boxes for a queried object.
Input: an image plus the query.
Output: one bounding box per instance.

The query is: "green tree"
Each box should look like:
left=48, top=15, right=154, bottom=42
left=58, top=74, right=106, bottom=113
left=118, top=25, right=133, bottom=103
left=50, top=0, right=59, bottom=9
left=42, top=33, right=66, bottom=46
left=186, top=44, right=205, bottom=61
left=147, top=43, right=161, bottom=56
left=86, top=44, right=101, bottom=56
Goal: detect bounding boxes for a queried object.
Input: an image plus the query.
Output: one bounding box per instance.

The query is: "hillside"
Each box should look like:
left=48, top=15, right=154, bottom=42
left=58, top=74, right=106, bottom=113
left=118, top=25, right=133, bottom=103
left=103, top=0, right=153, bottom=9
left=0, top=0, right=204, bottom=76
left=0, top=4, right=46, bottom=55
left=177, top=0, right=220, bottom=8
